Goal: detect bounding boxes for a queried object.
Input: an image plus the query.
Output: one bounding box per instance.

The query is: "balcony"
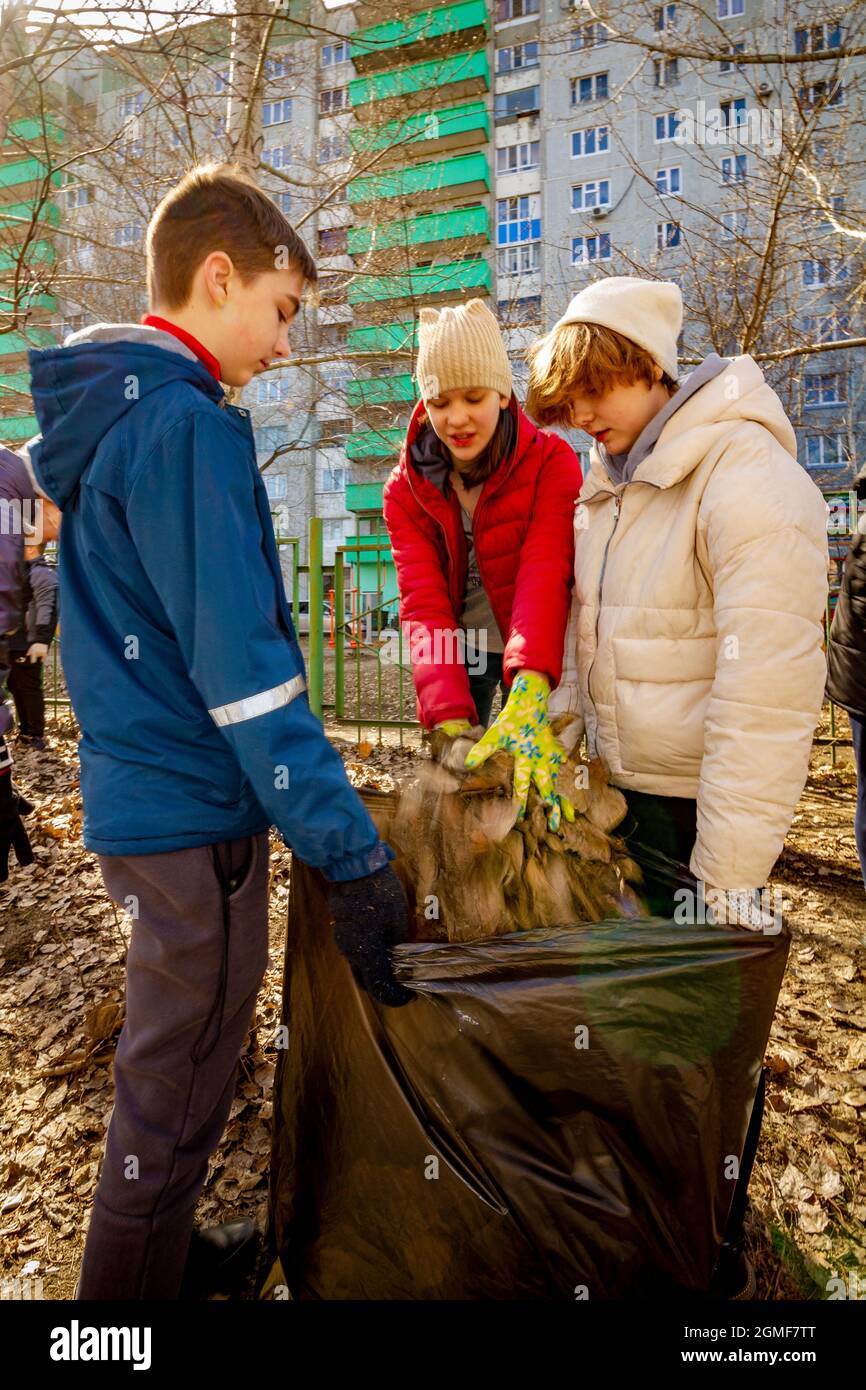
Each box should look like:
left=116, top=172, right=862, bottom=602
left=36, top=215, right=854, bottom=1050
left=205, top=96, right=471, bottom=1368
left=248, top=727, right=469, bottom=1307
left=0, top=238, right=56, bottom=272
left=0, top=201, right=60, bottom=229
left=347, top=319, right=418, bottom=355
left=0, top=414, right=39, bottom=443
left=347, top=374, right=416, bottom=409
left=0, top=157, right=62, bottom=191
left=345, top=429, right=405, bottom=462
left=0, top=327, right=56, bottom=362
left=347, top=150, right=490, bottom=212
left=349, top=100, right=490, bottom=163
left=345, top=481, right=386, bottom=513
left=349, top=49, right=489, bottom=111
left=3, top=117, right=63, bottom=146
left=348, top=257, right=492, bottom=307
left=349, top=204, right=489, bottom=260
left=350, top=1, right=489, bottom=73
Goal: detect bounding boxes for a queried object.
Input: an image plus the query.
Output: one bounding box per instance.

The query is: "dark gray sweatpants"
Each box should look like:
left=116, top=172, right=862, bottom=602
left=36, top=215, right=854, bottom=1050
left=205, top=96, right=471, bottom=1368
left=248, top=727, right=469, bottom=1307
left=75, top=830, right=271, bottom=1300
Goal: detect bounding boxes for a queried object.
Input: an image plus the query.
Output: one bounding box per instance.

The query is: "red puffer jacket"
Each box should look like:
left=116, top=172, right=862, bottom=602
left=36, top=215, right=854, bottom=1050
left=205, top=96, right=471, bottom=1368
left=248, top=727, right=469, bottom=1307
left=382, top=393, right=582, bottom=729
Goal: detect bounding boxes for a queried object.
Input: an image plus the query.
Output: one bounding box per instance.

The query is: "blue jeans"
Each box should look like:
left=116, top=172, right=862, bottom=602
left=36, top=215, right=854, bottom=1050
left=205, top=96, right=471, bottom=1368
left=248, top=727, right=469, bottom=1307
left=467, top=650, right=507, bottom=728
left=850, top=713, right=866, bottom=886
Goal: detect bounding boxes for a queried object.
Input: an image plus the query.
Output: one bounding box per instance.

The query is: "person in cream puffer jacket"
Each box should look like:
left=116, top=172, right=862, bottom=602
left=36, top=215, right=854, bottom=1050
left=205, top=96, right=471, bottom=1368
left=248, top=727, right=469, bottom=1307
left=529, top=278, right=829, bottom=903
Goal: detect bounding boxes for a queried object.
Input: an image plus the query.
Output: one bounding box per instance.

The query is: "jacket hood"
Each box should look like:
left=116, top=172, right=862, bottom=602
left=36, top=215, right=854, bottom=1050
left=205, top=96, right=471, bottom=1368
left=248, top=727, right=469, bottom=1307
left=581, top=354, right=797, bottom=501
left=26, top=323, right=225, bottom=508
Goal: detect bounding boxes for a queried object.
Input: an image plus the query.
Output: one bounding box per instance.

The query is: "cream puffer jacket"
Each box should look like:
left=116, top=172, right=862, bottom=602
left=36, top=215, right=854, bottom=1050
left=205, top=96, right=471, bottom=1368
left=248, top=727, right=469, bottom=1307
left=548, top=355, right=829, bottom=890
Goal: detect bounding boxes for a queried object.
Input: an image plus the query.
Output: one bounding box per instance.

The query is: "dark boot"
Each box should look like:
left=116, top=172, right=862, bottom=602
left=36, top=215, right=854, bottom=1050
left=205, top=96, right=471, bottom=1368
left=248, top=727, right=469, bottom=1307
left=179, top=1219, right=260, bottom=1300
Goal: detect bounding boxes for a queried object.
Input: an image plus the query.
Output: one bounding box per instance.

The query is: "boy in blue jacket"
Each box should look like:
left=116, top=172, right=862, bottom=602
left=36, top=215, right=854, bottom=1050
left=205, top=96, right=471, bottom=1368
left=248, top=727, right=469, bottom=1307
left=27, top=163, right=411, bottom=1301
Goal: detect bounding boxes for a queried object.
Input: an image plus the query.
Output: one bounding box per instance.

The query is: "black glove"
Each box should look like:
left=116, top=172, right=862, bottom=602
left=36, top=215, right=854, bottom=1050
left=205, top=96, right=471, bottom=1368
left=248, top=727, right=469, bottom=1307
left=328, top=862, right=414, bottom=1008
left=0, top=765, right=35, bottom=884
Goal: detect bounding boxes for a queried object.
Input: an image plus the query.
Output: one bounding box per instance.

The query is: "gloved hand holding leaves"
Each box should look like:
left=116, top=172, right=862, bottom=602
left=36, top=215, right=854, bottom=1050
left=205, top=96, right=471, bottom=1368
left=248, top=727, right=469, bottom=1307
left=463, top=670, right=575, bottom=831
left=329, top=862, right=415, bottom=1008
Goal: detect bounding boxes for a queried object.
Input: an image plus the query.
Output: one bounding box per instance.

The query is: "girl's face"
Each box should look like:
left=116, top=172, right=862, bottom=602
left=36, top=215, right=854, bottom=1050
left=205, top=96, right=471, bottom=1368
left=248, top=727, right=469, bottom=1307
left=566, top=368, right=672, bottom=456
left=425, top=387, right=510, bottom=466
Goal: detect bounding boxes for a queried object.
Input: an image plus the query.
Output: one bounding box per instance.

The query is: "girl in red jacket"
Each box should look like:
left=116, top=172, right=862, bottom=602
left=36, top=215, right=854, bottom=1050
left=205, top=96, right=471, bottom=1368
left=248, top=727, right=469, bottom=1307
left=382, top=298, right=582, bottom=830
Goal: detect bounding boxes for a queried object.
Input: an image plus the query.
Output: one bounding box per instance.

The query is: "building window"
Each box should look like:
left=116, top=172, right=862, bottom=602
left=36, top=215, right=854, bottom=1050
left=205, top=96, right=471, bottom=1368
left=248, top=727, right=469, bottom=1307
left=497, top=243, right=541, bottom=275
left=721, top=153, right=747, bottom=184
left=655, top=166, right=681, bottom=196
left=656, top=220, right=681, bottom=250
left=113, top=222, right=143, bottom=245
left=654, top=4, right=677, bottom=29
left=802, top=257, right=848, bottom=286
left=262, top=144, right=292, bottom=169
left=571, top=124, right=609, bottom=157
left=323, top=518, right=347, bottom=543
left=319, top=416, right=352, bottom=441
left=319, top=135, right=349, bottom=163
left=653, top=57, right=679, bottom=86
left=497, top=139, right=540, bottom=173
left=717, top=0, right=744, bottom=17
left=655, top=112, right=681, bottom=141
left=805, top=434, right=847, bottom=470
left=496, top=41, right=539, bottom=73
left=795, top=24, right=843, bottom=54
left=272, top=191, right=292, bottom=214
left=318, top=226, right=348, bottom=255
left=720, top=209, right=748, bottom=239
left=117, top=138, right=144, bottom=159
left=496, top=0, right=540, bottom=20
left=264, top=56, right=292, bottom=80
left=63, top=183, right=92, bottom=208
left=804, top=372, right=845, bottom=407
left=571, top=21, right=608, bottom=48
left=801, top=312, right=850, bottom=342
left=264, top=473, right=288, bottom=499
left=495, top=86, right=541, bottom=119
left=798, top=79, right=844, bottom=108
left=572, top=233, right=611, bottom=264
left=255, top=426, right=290, bottom=455
left=256, top=377, right=290, bottom=404
left=497, top=294, right=542, bottom=323
left=816, top=192, right=846, bottom=231
left=263, top=98, right=293, bottom=127
left=320, top=86, right=348, bottom=116
left=321, top=40, right=350, bottom=67
left=119, top=91, right=144, bottom=118
left=571, top=73, right=609, bottom=105
left=719, top=43, right=745, bottom=72
left=321, top=466, right=346, bottom=492
left=571, top=179, right=610, bottom=210
left=497, top=194, right=541, bottom=246
left=720, top=97, right=747, bottom=129
left=214, top=70, right=228, bottom=94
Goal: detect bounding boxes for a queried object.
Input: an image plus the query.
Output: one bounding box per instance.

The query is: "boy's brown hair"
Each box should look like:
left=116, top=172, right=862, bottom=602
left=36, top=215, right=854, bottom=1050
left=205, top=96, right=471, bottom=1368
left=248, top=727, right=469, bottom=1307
left=146, top=162, right=317, bottom=309
left=525, top=322, right=677, bottom=428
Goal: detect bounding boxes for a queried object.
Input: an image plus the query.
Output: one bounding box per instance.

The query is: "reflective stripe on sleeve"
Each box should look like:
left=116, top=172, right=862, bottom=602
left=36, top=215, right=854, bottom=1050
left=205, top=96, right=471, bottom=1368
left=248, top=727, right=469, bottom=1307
left=208, top=672, right=307, bottom=728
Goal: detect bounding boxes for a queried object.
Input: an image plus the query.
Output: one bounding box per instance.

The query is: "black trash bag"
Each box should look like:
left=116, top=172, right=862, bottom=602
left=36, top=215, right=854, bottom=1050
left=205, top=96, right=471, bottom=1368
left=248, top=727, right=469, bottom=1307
left=260, top=849, right=789, bottom=1301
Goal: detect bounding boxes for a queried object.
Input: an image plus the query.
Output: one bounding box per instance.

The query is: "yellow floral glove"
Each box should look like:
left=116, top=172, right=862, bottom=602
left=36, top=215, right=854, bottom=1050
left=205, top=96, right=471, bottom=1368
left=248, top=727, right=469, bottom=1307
left=463, top=671, right=575, bottom=831
left=434, top=719, right=473, bottom=737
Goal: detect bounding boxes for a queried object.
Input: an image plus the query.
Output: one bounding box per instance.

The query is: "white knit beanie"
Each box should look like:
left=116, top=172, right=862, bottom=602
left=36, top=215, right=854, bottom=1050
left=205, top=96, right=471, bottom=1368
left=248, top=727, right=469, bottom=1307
left=416, top=298, right=512, bottom=403
left=554, top=276, right=682, bottom=381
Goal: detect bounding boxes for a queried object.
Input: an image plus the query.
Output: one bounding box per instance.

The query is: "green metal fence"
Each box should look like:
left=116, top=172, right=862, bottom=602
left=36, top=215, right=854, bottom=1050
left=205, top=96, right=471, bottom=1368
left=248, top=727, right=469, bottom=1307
left=31, top=517, right=848, bottom=761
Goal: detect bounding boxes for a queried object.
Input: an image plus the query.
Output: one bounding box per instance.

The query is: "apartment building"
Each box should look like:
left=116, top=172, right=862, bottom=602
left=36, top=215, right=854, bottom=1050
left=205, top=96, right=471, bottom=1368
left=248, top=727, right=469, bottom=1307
left=1, top=1, right=862, bottom=613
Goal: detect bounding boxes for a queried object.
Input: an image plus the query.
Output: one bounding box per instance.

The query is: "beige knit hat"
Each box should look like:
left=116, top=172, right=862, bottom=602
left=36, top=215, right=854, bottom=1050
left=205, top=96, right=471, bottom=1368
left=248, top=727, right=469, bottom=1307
left=416, top=298, right=512, bottom=403
left=554, top=276, right=683, bottom=380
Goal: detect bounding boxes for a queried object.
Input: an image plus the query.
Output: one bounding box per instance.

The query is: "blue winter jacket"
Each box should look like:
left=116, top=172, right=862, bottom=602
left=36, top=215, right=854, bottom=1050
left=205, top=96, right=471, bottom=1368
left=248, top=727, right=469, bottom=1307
left=26, top=323, right=392, bottom=879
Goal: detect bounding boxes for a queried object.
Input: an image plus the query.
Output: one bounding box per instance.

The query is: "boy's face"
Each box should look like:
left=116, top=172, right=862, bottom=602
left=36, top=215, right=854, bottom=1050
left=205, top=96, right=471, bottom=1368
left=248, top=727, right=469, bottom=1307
left=205, top=261, right=307, bottom=388
left=566, top=369, right=670, bottom=456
